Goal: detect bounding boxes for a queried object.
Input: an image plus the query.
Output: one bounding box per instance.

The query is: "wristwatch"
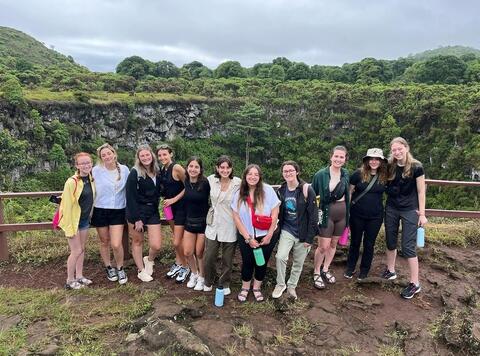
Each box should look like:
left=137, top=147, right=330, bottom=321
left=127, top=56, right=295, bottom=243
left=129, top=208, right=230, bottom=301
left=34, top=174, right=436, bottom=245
left=246, top=236, right=254, bottom=243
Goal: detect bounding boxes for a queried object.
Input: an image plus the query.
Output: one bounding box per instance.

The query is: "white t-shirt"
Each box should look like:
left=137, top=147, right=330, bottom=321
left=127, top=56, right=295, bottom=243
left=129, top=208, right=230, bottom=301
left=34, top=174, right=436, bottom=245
left=231, top=184, right=280, bottom=237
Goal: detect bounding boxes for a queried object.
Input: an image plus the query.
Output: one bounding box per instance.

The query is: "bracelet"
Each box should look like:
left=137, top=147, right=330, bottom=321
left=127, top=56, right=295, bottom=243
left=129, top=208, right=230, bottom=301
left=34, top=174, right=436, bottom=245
left=246, top=236, right=253, bottom=243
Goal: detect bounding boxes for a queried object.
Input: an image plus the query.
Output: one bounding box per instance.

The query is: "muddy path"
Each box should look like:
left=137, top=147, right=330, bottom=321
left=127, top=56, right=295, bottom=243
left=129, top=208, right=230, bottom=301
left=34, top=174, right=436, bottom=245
left=1, top=244, right=479, bottom=355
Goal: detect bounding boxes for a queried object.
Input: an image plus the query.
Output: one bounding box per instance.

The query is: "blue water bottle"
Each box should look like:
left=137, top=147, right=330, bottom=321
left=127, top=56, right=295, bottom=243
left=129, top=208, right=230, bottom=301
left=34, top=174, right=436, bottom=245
left=214, top=286, right=224, bottom=307
left=417, top=227, right=425, bottom=248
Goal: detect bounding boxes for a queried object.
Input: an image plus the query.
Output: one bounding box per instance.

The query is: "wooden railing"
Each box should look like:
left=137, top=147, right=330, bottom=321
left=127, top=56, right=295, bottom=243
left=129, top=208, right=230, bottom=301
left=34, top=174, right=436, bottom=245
left=0, top=179, right=479, bottom=261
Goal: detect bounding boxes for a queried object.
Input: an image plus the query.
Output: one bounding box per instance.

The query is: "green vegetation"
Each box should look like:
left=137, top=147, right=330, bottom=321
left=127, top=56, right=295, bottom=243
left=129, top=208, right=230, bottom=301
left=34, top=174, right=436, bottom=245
left=0, top=286, right=164, bottom=355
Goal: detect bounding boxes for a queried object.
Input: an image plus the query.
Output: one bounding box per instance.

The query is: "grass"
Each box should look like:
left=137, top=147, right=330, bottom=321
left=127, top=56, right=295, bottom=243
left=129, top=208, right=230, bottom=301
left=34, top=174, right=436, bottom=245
left=377, top=345, right=404, bottom=356
left=232, top=323, right=253, bottom=338
left=334, top=345, right=361, bottom=355
left=24, top=88, right=209, bottom=104
left=0, top=285, right=164, bottom=355
left=234, top=299, right=276, bottom=315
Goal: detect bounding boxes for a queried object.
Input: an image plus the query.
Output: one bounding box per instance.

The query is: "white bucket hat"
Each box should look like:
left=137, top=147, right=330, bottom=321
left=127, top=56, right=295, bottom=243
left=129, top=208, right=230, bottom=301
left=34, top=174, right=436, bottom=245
left=363, top=148, right=387, bottom=162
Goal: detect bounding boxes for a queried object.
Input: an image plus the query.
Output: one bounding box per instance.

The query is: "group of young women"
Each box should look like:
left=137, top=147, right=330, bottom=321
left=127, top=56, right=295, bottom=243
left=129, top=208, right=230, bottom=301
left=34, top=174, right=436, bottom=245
left=56, top=137, right=427, bottom=300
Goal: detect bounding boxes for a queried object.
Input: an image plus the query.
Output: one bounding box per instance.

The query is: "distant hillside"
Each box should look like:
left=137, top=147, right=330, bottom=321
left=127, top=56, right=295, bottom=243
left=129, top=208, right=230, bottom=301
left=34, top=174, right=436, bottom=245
left=407, top=45, right=480, bottom=61
left=0, top=26, right=86, bottom=70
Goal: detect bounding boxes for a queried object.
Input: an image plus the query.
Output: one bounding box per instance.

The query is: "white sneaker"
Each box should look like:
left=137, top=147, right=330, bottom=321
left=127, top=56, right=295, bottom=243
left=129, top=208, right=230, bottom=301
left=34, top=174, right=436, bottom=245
left=194, top=277, right=205, bottom=291
left=224, top=287, right=231, bottom=296
left=187, top=273, right=198, bottom=288
left=137, top=269, right=153, bottom=282
left=143, top=256, right=154, bottom=276
left=272, top=284, right=286, bottom=299
left=203, top=285, right=213, bottom=292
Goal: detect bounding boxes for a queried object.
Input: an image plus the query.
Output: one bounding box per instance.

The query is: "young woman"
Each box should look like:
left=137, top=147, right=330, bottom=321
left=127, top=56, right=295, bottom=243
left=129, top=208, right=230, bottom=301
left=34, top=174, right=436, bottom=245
left=272, top=161, right=318, bottom=300
left=203, top=156, right=241, bottom=295
left=311, top=146, right=350, bottom=289
left=126, top=145, right=162, bottom=282
left=345, top=148, right=387, bottom=280
left=91, top=143, right=130, bottom=285
left=384, top=137, right=427, bottom=299
left=231, top=164, right=280, bottom=302
left=157, top=144, right=188, bottom=283
left=182, top=157, right=211, bottom=291
left=58, top=152, right=96, bottom=290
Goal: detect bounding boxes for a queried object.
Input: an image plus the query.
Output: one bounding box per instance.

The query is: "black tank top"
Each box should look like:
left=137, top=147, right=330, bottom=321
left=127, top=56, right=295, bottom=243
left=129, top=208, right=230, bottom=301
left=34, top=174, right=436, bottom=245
left=160, top=162, right=184, bottom=199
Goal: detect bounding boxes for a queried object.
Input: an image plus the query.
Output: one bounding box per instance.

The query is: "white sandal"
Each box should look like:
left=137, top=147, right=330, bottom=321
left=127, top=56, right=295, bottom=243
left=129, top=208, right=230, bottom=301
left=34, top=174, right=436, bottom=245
left=313, top=274, right=325, bottom=289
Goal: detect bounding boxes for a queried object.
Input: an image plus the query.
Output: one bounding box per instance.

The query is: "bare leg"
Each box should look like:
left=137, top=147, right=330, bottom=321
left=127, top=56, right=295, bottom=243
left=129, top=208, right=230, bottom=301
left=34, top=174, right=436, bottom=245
left=67, top=233, right=82, bottom=282
left=195, top=234, right=206, bottom=277
left=386, top=249, right=397, bottom=272
left=75, top=229, right=89, bottom=278
left=408, top=256, right=419, bottom=284
left=97, top=227, right=111, bottom=267
left=109, top=225, right=125, bottom=268
left=129, top=223, right=145, bottom=271
left=322, top=236, right=339, bottom=272
left=183, top=231, right=198, bottom=274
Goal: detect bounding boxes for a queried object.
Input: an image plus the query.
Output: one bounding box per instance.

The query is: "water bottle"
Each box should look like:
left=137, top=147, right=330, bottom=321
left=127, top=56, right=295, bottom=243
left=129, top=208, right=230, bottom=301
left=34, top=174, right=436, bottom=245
left=163, top=205, right=173, bottom=220
left=253, top=248, right=265, bottom=266
left=417, top=227, right=425, bottom=248
left=214, top=286, right=224, bottom=307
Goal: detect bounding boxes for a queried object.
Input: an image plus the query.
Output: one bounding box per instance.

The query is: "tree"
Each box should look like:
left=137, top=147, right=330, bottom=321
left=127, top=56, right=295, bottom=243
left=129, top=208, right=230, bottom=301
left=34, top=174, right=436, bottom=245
left=0, top=129, right=30, bottom=188
left=48, top=143, right=67, bottom=168
left=465, top=60, right=480, bottom=82
left=215, top=61, right=246, bottom=78
left=286, top=62, right=311, bottom=80
left=1, top=75, right=25, bottom=107
left=272, top=57, right=292, bottom=72
left=229, top=102, right=268, bottom=166
left=310, top=65, right=325, bottom=80
left=269, top=64, right=285, bottom=81
left=182, top=61, right=211, bottom=79
left=116, top=56, right=153, bottom=79
left=405, top=55, right=467, bottom=84
left=155, top=60, right=180, bottom=78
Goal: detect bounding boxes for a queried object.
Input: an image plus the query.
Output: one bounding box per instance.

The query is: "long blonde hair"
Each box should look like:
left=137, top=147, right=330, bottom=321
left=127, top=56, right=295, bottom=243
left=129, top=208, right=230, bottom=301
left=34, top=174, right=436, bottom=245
left=96, top=143, right=121, bottom=181
left=134, top=145, right=159, bottom=178
left=388, top=137, right=420, bottom=180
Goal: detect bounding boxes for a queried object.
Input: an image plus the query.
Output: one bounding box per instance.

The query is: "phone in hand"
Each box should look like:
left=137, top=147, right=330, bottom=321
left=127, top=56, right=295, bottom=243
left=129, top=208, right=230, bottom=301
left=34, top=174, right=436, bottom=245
left=49, top=195, right=62, bottom=204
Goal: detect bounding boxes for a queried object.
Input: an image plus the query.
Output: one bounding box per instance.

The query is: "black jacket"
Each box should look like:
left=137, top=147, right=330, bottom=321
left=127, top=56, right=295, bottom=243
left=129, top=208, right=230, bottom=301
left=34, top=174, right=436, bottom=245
left=126, top=168, right=162, bottom=222
left=277, top=180, right=319, bottom=244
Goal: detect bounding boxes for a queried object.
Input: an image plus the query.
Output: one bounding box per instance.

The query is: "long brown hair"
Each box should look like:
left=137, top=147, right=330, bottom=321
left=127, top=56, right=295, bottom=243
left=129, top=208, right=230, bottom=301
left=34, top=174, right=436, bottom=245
left=360, top=159, right=387, bottom=185
left=388, top=137, right=420, bottom=180
left=238, top=164, right=265, bottom=210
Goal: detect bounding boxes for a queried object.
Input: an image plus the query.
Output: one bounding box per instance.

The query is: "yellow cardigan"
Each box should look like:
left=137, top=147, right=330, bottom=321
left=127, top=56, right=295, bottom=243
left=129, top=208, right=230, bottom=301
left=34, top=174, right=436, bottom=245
left=58, top=174, right=96, bottom=237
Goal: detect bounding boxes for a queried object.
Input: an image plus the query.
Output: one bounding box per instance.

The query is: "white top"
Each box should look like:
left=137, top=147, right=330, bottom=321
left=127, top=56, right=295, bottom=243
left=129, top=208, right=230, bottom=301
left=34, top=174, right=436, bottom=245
left=92, top=164, right=130, bottom=209
left=205, top=175, right=241, bottom=242
left=231, top=184, right=280, bottom=237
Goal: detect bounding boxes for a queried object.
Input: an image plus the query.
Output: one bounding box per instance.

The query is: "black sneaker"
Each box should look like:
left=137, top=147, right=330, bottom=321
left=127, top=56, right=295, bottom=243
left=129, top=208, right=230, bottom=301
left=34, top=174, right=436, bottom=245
left=401, top=283, right=421, bottom=299
left=106, top=266, right=118, bottom=282
left=117, top=268, right=128, bottom=285
left=343, top=269, right=355, bottom=279
left=357, top=272, right=368, bottom=281
left=381, top=269, right=397, bottom=280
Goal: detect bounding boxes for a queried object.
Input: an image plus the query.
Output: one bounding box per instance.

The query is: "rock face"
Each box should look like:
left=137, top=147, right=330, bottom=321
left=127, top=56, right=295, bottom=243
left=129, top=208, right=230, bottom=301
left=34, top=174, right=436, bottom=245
left=1, top=100, right=214, bottom=147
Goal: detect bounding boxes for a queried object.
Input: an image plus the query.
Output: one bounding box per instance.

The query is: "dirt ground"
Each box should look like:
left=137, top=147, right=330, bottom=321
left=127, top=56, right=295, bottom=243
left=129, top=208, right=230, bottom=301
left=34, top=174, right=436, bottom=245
left=1, top=243, right=479, bottom=355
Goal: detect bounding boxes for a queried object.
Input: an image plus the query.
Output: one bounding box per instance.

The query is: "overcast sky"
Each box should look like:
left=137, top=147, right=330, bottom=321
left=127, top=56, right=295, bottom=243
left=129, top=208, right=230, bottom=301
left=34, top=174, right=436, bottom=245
left=1, top=0, right=479, bottom=72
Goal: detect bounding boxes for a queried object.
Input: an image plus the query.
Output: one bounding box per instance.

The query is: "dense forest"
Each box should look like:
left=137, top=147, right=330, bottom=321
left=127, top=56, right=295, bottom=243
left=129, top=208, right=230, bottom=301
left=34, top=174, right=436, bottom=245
left=1, top=27, right=479, bottom=213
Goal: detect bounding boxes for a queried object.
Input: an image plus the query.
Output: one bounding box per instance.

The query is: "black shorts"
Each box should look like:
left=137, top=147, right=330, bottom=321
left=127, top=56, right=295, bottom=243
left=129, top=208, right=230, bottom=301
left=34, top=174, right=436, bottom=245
left=91, top=208, right=126, bottom=227
left=172, top=200, right=186, bottom=226
left=127, top=204, right=161, bottom=225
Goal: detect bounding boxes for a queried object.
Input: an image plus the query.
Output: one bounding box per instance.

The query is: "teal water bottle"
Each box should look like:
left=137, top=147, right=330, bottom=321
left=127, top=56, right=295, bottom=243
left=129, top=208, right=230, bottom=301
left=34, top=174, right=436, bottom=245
left=417, top=227, right=425, bottom=248
left=253, top=248, right=265, bottom=266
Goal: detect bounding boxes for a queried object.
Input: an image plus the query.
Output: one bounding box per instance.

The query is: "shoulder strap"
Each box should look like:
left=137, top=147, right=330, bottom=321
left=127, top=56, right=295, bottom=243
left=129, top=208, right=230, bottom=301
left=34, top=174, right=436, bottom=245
left=302, top=183, right=309, bottom=201
left=351, top=174, right=378, bottom=205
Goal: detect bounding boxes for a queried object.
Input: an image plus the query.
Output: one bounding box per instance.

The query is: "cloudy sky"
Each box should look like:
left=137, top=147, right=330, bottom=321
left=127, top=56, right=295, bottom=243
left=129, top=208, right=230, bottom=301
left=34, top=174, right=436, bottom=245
left=1, top=0, right=479, bottom=72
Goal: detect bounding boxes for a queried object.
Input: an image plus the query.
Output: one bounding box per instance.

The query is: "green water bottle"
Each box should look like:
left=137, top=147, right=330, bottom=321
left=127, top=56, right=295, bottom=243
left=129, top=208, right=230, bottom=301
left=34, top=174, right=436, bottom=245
left=253, top=248, right=265, bottom=266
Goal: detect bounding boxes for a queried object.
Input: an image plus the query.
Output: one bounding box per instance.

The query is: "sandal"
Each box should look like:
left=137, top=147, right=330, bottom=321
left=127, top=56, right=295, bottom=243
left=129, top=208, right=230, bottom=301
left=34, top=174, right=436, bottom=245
left=252, top=289, right=265, bottom=302
left=321, top=270, right=336, bottom=284
left=237, top=288, right=249, bottom=303
left=313, top=273, right=325, bottom=289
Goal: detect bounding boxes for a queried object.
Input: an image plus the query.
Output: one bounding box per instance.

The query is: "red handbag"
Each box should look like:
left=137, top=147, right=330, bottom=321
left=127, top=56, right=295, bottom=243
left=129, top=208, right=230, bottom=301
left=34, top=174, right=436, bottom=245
left=246, top=196, right=272, bottom=230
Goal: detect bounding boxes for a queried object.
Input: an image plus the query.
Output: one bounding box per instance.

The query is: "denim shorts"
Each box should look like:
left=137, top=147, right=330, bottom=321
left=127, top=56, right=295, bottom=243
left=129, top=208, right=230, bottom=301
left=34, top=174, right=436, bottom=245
left=78, top=217, right=90, bottom=231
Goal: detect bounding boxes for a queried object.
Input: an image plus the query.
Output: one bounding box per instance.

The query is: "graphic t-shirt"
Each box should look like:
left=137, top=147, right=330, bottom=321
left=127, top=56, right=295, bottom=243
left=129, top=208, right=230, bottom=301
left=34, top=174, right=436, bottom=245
left=283, top=188, right=299, bottom=238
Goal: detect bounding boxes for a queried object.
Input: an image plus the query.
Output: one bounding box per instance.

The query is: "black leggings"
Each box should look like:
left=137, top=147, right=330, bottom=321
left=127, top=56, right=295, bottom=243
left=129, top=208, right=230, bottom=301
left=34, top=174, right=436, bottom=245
left=346, top=215, right=383, bottom=274
left=238, top=232, right=279, bottom=282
